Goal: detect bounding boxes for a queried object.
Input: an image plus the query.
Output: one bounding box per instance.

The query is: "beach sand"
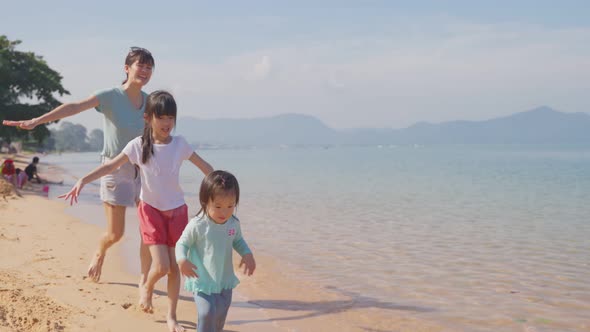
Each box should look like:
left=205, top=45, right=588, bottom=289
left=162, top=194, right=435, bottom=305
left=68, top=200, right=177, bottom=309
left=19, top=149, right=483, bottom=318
left=1, top=153, right=442, bottom=332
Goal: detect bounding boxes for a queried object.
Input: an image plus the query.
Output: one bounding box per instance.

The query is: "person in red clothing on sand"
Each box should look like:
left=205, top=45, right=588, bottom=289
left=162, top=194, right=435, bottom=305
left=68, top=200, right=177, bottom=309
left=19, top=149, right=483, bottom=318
left=1, top=159, right=21, bottom=196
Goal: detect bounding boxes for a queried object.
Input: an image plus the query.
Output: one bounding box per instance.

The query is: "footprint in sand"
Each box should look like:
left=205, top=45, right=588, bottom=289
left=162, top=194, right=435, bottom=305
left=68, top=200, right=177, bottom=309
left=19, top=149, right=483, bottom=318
left=32, top=282, right=53, bottom=288
left=0, top=233, right=19, bottom=241
left=32, top=256, right=55, bottom=262
left=0, top=272, right=72, bottom=331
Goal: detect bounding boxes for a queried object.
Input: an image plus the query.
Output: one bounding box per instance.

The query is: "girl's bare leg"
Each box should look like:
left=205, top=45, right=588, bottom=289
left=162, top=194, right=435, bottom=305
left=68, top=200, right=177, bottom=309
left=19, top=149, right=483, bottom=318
left=166, top=247, right=184, bottom=332
left=138, top=237, right=152, bottom=299
left=139, top=245, right=170, bottom=313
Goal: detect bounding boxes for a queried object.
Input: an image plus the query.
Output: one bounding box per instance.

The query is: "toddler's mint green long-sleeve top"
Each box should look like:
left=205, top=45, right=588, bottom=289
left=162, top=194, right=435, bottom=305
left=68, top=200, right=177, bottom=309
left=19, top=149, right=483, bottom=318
left=175, top=214, right=252, bottom=295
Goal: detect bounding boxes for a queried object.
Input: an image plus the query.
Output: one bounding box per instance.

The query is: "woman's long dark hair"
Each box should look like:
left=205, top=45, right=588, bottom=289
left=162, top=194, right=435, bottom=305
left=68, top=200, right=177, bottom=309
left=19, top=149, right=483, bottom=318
left=141, top=90, right=177, bottom=164
left=122, top=47, right=155, bottom=84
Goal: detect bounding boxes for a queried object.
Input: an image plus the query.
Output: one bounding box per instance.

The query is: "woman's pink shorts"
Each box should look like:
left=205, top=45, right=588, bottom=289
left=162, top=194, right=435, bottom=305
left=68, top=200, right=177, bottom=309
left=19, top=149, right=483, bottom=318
left=137, top=201, right=188, bottom=247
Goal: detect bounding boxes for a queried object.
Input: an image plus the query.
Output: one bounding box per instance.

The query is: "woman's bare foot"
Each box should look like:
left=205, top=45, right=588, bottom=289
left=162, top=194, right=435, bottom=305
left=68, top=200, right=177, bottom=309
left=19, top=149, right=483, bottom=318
left=87, top=253, right=105, bottom=282
left=138, top=283, right=154, bottom=314
left=167, top=315, right=185, bottom=332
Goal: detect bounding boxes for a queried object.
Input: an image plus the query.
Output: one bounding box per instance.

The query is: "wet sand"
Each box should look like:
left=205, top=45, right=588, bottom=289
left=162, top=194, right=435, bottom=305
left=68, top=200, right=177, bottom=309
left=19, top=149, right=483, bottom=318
left=1, top=152, right=439, bottom=331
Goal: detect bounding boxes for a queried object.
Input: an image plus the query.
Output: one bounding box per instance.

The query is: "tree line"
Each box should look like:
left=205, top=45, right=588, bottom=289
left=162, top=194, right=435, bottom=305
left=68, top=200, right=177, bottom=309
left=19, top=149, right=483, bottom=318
left=44, top=122, right=103, bottom=152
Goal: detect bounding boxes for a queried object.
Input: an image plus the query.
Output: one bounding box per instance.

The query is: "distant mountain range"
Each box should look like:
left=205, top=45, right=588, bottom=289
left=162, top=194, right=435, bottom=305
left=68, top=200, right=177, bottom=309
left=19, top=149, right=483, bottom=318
left=175, top=106, right=590, bottom=146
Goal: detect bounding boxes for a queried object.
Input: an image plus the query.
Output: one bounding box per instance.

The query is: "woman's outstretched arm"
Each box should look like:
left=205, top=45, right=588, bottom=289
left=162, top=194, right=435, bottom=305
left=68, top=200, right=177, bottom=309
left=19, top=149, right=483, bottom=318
left=3, top=95, right=99, bottom=130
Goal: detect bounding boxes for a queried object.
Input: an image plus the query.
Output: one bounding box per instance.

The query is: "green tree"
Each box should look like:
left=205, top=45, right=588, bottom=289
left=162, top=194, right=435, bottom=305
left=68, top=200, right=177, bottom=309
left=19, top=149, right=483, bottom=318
left=0, top=35, right=69, bottom=144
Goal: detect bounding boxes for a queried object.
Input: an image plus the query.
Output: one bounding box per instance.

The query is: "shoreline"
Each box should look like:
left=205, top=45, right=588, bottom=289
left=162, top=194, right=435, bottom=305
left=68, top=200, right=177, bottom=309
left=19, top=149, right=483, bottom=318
left=1, top=152, right=440, bottom=331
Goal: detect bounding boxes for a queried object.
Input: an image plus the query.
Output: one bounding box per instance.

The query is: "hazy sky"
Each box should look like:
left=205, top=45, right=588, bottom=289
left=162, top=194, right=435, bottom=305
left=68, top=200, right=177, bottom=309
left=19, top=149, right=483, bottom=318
left=2, top=0, right=589, bottom=130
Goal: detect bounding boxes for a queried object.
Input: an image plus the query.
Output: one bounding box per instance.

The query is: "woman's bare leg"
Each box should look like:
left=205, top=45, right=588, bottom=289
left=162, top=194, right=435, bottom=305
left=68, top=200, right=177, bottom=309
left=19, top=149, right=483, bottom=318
left=87, top=203, right=126, bottom=282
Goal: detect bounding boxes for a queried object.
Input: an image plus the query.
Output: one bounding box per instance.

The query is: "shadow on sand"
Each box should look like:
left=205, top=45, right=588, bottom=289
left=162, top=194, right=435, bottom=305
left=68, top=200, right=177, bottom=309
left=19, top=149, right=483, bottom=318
left=107, top=282, right=434, bottom=331
left=106, top=281, right=194, bottom=302
left=229, top=285, right=434, bottom=328
left=107, top=282, right=197, bottom=330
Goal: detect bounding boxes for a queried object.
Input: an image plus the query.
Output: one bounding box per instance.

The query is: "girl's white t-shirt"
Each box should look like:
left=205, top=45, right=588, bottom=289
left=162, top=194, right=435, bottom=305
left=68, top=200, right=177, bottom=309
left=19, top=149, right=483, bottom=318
left=122, top=135, right=193, bottom=211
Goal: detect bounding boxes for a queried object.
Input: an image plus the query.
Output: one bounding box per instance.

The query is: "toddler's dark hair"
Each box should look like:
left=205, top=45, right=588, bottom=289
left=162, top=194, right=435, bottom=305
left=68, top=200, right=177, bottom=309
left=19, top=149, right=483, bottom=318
left=198, top=170, right=240, bottom=217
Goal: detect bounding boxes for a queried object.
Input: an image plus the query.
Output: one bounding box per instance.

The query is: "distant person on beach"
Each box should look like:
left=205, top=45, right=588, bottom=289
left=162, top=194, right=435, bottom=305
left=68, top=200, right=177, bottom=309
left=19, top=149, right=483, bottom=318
left=24, top=156, right=42, bottom=183
left=3, top=47, right=154, bottom=284
left=1, top=159, right=15, bottom=179
left=60, top=91, right=213, bottom=332
left=1, top=159, right=21, bottom=196
left=15, top=168, right=27, bottom=189
left=176, top=170, right=256, bottom=332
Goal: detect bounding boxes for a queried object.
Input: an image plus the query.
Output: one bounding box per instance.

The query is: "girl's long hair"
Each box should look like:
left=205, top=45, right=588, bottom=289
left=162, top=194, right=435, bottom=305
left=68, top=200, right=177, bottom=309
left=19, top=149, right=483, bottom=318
left=197, top=170, right=240, bottom=217
left=141, top=90, right=177, bottom=164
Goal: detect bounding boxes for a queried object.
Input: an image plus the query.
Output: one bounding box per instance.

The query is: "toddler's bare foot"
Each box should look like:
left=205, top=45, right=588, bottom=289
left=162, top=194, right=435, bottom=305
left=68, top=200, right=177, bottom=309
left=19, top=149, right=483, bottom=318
left=87, top=253, right=105, bottom=282
left=167, top=315, right=185, bottom=332
left=138, top=284, right=154, bottom=314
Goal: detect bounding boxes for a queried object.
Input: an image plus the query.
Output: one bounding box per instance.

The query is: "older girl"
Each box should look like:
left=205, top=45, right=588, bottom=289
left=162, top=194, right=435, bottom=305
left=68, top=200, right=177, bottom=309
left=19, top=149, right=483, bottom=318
left=60, top=90, right=213, bottom=332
